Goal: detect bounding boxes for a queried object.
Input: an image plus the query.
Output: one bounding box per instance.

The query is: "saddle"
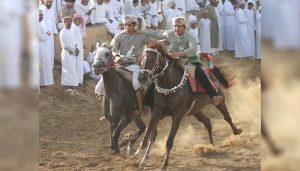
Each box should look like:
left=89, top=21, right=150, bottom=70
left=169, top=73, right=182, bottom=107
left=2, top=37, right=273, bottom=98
left=185, top=64, right=218, bottom=93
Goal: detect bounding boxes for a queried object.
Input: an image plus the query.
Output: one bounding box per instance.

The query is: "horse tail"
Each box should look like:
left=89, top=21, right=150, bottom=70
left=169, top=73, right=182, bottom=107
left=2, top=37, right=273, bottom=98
left=212, top=66, right=236, bottom=89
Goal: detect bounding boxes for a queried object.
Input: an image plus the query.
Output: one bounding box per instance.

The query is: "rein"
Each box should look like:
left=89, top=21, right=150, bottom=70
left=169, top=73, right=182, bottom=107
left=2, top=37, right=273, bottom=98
left=142, top=48, right=188, bottom=95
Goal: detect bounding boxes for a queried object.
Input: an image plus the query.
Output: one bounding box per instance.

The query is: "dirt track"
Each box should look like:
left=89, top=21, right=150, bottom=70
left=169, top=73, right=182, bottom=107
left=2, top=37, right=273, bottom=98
left=39, top=51, right=261, bottom=171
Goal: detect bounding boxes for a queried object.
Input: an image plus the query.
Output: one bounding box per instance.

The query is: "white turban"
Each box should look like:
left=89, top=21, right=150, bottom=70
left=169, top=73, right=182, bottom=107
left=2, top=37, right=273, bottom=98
left=123, top=15, right=138, bottom=25
left=172, top=17, right=188, bottom=27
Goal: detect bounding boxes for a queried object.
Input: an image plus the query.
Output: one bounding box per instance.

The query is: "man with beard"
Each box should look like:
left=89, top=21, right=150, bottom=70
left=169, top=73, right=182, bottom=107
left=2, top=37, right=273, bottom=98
left=59, top=16, right=80, bottom=95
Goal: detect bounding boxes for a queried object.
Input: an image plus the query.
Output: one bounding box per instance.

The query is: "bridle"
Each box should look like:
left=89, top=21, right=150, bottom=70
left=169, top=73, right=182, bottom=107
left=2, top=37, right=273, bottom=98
left=94, top=47, right=116, bottom=73
left=141, top=47, right=188, bottom=95
left=140, top=48, right=169, bottom=82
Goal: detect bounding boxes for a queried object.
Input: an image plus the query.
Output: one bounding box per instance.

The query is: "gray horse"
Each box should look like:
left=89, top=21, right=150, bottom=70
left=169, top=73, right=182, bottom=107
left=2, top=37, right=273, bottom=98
left=92, top=45, right=146, bottom=154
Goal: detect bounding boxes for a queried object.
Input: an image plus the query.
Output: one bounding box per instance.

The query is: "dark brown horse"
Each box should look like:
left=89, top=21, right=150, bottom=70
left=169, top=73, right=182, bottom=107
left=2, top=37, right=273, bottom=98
left=135, top=43, right=242, bottom=170
left=92, top=45, right=146, bottom=154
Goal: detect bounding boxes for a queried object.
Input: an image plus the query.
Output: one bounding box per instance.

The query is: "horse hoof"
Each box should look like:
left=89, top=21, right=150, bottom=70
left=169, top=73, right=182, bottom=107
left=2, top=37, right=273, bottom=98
left=112, top=149, right=120, bottom=155
left=160, top=168, right=167, bottom=171
left=134, top=148, right=146, bottom=156
left=233, top=128, right=243, bottom=135
left=139, top=161, right=147, bottom=168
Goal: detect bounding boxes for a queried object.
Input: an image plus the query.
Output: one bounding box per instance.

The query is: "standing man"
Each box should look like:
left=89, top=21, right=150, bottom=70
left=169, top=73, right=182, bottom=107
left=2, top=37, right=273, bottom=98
left=234, top=1, right=252, bottom=58
left=40, top=0, right=57, bottom=73
left=244, top=0, right=255, bottom=57
left=39, top=10, right=54, bottom=87
left=223, top=0, right=235, bottom=51
left=59, top=16, right=80, bottom=94
left=90, top=0, right=115, bottom=35
left=255, top=6, right=261, bottom=59
left=71, top=14, right=85, bottom=85
left=75, top=0, right=94, bottom=26
left=205, top=0, right=219, bottom=54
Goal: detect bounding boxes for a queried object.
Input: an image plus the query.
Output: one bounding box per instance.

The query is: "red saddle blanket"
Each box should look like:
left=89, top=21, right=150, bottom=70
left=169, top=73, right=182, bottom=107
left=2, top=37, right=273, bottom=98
left=187, top=71, right=219, bottom=93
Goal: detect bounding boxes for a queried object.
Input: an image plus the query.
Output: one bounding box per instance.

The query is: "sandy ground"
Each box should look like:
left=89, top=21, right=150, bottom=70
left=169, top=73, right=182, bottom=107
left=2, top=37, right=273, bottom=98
left=39, top=51, right=261, bottom=171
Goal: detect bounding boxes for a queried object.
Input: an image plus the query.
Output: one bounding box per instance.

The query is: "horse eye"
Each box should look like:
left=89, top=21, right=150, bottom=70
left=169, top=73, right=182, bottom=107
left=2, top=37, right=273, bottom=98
left=105, top=52, right=110, bottom=58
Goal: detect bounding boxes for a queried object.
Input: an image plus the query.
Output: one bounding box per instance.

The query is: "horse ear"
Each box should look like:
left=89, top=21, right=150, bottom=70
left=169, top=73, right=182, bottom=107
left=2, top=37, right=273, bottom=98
left=96, top=40, right=102, bottom=49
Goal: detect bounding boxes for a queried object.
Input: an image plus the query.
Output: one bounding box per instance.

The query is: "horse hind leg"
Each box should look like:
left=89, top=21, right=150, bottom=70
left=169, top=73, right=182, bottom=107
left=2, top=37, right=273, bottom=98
left=216, top=101, right=243, bottom=135
left=193, top=112, right=214, bottom=144
left=119, top=116, right=146, bottom=147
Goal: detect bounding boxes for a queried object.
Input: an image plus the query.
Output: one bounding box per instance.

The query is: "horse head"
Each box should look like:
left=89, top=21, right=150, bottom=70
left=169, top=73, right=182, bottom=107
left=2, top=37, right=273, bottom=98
left=92, top=42, right=114, bottom=75
left=139, top=42, right=171, bottom=85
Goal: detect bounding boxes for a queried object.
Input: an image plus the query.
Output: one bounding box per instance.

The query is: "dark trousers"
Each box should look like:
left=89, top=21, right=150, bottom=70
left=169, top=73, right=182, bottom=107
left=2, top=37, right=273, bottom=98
left=194, top=62, right=217, bottom=97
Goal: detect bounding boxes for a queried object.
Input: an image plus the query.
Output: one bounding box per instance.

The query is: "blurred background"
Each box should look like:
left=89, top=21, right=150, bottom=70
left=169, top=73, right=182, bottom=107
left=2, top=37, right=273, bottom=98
left=0, top=0, right=299, bottom=170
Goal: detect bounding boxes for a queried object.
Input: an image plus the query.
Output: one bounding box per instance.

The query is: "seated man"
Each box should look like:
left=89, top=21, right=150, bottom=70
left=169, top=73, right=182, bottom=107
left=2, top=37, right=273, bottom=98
left=142, top=17, right=223, bottom=106
left=96, top=15, right=151, bottom=116
left=90, top=0, right=116, bottom=35
left=56, top=0, right=77, bottom=31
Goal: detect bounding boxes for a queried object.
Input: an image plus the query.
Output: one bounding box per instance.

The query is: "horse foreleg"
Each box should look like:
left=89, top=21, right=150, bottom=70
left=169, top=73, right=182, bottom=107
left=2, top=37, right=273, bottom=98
left=112, top=117, right=131, bottom=154
left=136, top=112, right=160, bottom=156
left=194, top=112, right=214, bottom=144
left=216, top=101, right=243, bottom=135
left=139, top=125, right=158, bottom=168
left=131, top=116, right=146, bottom=143
left=161, top=115, right=182, bottom=171
left=107, top=121, right=116, bottom=150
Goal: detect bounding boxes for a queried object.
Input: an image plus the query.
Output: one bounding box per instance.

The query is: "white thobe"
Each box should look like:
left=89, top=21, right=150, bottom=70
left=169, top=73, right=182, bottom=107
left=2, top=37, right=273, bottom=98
left=40, top=5, right=57, bottom=71
left=255, top=12, right=261, bottom=59
left=174, top=0, right=186, bottom=15
left=198, top=18, right=211, bottom=53
left=163, top=8, right=182, bottom=30
left=244, top=8, right=256, bottom=56
left=223, top=0, right=235, bottom=50
left=185, top=0, right=200, bottom=12
left=123, top=0, right=132, bottom=15
left=39, top=22, right=54, bottom=86
left=272, top=0, right=300, bottom=49
left=189, top=28, right=201, bottom=53
left=91, top=3, right=115, bottom=34
left=71, top=24, right=84, bottom=84
left=106, top=0, right=123, bottom=22
left=60, top=28, right=79, bottom=86
left=75, top=1, right=92, bottom=24
left=235, top=8, right=252, bottom=58
left=0, top=0, right=24, bottom=89
left=261, top=0, right=274, bottom=40
left=211, top=6, right=223, bottom=52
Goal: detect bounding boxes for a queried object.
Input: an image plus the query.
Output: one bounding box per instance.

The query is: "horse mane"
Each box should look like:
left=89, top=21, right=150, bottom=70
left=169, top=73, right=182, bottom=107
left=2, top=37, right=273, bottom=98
left=146, top=42, right=174, bottom=61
